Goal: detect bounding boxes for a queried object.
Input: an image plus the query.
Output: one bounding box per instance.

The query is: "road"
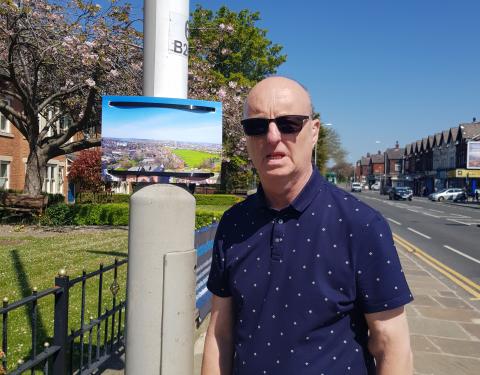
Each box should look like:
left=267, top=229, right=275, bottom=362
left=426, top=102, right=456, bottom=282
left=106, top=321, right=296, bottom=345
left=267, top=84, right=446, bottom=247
left=351, top=190, right=480, bottom=289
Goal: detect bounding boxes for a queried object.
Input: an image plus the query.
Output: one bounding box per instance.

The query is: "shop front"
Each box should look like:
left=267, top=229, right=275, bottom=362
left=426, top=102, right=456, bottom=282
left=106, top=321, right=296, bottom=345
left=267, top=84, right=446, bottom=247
left=446, top=169, right=480, bottom=194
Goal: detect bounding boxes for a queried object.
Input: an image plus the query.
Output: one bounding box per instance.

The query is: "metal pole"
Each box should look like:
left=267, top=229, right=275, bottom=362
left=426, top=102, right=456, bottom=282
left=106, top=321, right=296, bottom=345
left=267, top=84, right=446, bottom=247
left=52, top=271, right=69, bottom=375
left=143, top=0, right=189, bottom=98
left=125, top=185, right=196, bottom=375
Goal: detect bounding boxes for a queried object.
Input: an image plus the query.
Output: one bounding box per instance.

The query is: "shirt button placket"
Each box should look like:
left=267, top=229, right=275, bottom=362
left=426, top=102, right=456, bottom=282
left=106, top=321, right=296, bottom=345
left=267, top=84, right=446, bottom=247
left=271, top=217, right=285, bottom=260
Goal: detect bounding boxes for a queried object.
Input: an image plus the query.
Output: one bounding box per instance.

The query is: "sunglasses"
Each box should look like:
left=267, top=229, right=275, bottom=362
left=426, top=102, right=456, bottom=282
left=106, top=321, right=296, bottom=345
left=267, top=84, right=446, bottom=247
left=241, top=115, right=310, bottom=136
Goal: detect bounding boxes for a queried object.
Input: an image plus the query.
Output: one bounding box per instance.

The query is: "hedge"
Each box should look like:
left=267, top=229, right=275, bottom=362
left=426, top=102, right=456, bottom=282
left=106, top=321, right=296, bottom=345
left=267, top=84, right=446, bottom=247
left=75, top=192, right=130, bottom=204
left=194, top=194, right=243, bottom=206
left=41, top=203, right=223, bottom=229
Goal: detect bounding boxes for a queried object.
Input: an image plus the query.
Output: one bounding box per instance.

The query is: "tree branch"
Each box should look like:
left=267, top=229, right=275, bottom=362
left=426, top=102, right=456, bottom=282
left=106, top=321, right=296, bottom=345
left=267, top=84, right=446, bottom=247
left=49, top=87, right=96, bottom=149
left=54, top=137, right=101, bottom=157
left=38, top=84, right=86, bottom=113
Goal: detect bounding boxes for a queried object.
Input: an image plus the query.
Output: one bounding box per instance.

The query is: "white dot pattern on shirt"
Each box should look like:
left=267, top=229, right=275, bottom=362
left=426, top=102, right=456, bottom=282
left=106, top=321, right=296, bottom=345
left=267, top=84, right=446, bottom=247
left=207, top=172, right=413, bottom=374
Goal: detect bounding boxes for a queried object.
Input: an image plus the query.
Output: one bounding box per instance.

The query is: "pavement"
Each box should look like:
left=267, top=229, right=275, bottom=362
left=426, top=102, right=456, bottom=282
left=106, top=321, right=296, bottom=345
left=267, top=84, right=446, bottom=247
left=100, top=239, right=480, bottom=375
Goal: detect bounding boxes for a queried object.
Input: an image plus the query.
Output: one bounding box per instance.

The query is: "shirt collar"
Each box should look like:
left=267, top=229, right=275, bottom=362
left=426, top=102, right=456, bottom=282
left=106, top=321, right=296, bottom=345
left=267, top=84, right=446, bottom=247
left=254, top=167, right=325, bottom=214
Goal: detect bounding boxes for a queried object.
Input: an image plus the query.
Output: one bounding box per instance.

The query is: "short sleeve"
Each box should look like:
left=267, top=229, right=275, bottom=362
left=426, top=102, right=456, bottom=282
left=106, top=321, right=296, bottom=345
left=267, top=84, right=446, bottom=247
left=206, top=219, right=232, bottom=298
left=354, top=214, right=413, bottom=313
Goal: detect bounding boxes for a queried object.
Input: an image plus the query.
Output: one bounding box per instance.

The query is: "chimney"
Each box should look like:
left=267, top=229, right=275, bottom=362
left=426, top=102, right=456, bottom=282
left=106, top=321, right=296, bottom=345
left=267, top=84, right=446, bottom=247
left=395, top=140, right=399, bottom=149
left=377, top=150, right=381, bottom=155
left=367, top=152, right=370, bottom=157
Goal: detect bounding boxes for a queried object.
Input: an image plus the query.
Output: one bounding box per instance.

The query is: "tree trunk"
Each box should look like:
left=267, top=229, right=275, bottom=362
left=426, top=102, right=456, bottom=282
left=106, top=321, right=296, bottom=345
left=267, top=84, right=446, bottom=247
left=24, top=150, right=48, bottom=195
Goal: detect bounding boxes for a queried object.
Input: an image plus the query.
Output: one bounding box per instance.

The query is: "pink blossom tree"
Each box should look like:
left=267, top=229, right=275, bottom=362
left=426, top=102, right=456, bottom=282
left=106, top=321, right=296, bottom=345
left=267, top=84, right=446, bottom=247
left=0, top=0, right=142, bottom=195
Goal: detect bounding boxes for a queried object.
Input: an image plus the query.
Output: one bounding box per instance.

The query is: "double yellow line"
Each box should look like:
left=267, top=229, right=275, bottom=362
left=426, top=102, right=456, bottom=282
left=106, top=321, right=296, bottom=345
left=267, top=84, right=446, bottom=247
left=393, top=233, right=480, bottom=300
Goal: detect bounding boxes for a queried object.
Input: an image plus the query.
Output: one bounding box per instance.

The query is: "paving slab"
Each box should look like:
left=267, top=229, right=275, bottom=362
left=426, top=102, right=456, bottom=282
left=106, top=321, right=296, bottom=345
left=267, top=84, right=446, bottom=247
left=459, top=322, right=480, bottom=341
left=408, top=317, right=470, bottom=339
left=410, top=334, right=441, bottom=353
left=427, top=336, right=480, bottom=358
left=415, top=306, right=480, bottom=323
left=433, top=296, right=474, bottom=310
left=413, top=352, right=480, bottom=375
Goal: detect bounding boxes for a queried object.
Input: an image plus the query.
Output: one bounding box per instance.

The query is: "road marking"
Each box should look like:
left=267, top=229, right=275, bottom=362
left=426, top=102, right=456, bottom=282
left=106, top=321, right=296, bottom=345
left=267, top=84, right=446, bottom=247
left=443, top=245, right=480, bottom=265
left=429, top=209, right=444, bottom=213
left=407, top=227, right=431, bottom=239
left=393, top=233, right=480, bottom=299
left=447, top=219, right=472, bottom=226
left=387, top=218, right=402, bottom=225
left=422, top=212, right=442, bottom=218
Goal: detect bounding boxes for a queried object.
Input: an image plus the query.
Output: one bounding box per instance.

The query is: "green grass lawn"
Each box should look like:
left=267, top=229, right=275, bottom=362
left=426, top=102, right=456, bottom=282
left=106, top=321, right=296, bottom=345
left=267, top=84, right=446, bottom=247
left=0, top=229, right=128, bottom=371
left=171, top=149, right=220, bottom=168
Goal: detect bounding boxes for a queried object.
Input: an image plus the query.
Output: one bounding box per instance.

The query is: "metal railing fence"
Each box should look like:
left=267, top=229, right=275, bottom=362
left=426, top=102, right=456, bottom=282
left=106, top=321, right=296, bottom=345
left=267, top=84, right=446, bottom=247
left=1, top=223, right=217, bottom=375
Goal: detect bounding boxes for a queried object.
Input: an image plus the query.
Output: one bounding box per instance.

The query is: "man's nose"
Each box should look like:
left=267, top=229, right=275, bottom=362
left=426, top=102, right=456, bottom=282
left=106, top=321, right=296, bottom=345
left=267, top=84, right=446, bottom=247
left=266, top=121, right=282, bottom=143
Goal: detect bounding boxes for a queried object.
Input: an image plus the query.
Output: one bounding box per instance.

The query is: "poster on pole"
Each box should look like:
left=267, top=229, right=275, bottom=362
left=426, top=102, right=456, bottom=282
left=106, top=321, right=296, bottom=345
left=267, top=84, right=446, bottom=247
left=467, top=141, right=480, bottom=169
left=101, top=96, right=222, bottom=185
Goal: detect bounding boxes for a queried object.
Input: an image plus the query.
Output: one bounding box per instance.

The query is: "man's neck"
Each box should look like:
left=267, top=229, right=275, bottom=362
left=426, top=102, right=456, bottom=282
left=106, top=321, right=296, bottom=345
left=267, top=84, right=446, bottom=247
left=260, top=166, right=313, bottom=210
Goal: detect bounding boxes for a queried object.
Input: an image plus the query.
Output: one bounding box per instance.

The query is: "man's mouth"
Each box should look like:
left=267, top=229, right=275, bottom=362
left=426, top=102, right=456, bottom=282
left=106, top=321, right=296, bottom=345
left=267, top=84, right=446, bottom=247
left=266, top=153, right=285, bottom=160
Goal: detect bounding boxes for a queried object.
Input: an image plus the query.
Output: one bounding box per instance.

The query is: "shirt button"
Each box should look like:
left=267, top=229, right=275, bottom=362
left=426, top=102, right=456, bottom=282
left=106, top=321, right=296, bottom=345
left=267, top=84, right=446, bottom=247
left=277, top=218, right=284, bottom=224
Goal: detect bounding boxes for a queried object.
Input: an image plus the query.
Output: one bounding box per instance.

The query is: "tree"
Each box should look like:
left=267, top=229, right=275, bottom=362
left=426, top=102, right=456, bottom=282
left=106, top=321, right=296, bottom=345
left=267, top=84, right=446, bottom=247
left=0, top=0, right=142, bottom=195
left=189, top=5, right=287, bottom=87
left=188, top=5, right=286, bottom=191
left=329, top=161, right=354, bottom=183
left=68, top=148, right=103, bottom=193
left=314, top=120, right=348, bottom=175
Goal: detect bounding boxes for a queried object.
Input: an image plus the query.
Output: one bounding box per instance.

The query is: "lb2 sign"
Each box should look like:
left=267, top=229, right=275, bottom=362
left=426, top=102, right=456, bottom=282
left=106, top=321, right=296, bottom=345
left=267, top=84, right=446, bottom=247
left=169, top=12, right=188, bottom=58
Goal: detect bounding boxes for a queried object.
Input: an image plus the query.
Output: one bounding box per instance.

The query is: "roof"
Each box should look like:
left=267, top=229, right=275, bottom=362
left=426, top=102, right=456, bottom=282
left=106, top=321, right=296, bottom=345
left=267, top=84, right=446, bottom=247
left=360, top=156, right=370, bottom=166
left=458, top=122, right=480, bottom=140
left=427, top=135, right=435, bottom=149
left=385, top=147, right=403, bottom=160
left=448, top=127, right=459, bottom=144
left=433, top=133, right=442, bottom=147
left=370, top=153, right=384, bottom=163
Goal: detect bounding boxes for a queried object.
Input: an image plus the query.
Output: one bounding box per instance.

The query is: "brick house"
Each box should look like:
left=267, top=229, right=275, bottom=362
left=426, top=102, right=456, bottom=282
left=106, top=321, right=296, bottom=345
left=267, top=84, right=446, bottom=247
left=384, top=142, right=404, bottom=187
left=368, top=151, right=384, bottom=187
left=1, top=93, right=69, bottom=196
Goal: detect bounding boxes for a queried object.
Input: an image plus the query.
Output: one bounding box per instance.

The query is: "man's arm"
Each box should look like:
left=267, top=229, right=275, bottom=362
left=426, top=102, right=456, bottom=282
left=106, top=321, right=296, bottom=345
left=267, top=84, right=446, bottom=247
left=365, top=306, right=413, bottom=375
left=201, top=295, right=235, bottom=375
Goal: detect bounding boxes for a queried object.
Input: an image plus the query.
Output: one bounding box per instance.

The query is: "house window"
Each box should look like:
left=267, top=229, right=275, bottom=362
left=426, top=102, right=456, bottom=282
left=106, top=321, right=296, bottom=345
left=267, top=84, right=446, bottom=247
left=394, top=162, right=401, bottom=172
left=0, top=161, right=9, bottom=189
left=57, top=166, right=64, bottom=194
left=1, top=99, right=11, bottom=133
left=43, top=164, right=57, bottom=193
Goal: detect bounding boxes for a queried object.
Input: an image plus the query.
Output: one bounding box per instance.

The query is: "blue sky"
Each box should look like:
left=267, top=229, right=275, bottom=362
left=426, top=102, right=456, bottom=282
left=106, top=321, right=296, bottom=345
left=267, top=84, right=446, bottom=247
left=110, top=0, right=479, bottom=162
left=102, top=96, right=222, bottom=144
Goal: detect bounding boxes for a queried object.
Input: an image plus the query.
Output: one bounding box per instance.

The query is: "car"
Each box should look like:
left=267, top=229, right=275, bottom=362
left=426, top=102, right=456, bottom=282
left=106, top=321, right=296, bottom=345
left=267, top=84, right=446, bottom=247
left=428, top=188, right=464, bottom=201
left=381, top=185, right=393, bottom=195
left=351, top=182, right=362, bottom=192
left=371, top=182, right=381, bottom=191
left=389, top=187, right=413, bottom=201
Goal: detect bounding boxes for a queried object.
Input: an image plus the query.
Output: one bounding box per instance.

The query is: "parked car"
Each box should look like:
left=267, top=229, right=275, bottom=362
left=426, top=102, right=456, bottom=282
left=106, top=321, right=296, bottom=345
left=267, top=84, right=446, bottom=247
left=453, top=191, right=468, bottom=202
left=351, top=182, right=362, bottom=192
left=371, top=182, right=381, bottom=191
left=381, top=185, right=393, bottom=195
left=389, top=187, right=413, bottom=201
left=428, top=188, right=464, bottom=201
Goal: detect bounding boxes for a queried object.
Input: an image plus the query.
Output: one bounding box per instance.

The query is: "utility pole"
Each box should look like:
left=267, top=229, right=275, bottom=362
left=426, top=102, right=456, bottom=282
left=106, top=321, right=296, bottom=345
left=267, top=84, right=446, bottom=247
left=126, top=1, right=195, bottom=375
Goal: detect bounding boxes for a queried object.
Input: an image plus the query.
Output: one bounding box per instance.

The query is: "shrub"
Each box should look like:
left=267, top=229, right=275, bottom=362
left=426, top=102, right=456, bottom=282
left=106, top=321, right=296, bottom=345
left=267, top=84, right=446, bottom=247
left=46, top=193, right=65, bottom=206
left=194, top=194, right=243, bottom=206
left=196, top=209, right=222, bottom=229
left=40, top=204, right=73, bottom=226
left=40, top=203, right=226, bottom=228
left=76, top=192, right=130, bottom=204
left=71, top=203, right=129, bottom=225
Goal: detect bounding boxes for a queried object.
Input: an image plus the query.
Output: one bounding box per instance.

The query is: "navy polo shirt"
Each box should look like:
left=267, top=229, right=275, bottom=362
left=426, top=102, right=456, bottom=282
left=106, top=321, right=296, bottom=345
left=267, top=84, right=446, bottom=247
left=207, top=168, right=413, bottom=374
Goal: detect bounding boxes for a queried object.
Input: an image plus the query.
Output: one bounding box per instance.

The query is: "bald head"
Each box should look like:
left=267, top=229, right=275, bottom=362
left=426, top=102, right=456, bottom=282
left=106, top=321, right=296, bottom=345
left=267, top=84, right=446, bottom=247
left=243, top=77, right=313, bottom=119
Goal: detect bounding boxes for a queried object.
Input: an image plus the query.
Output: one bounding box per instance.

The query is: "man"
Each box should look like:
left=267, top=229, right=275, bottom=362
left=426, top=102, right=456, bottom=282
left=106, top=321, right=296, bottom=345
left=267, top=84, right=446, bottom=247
left=202, top=77, right=413, bottom=374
